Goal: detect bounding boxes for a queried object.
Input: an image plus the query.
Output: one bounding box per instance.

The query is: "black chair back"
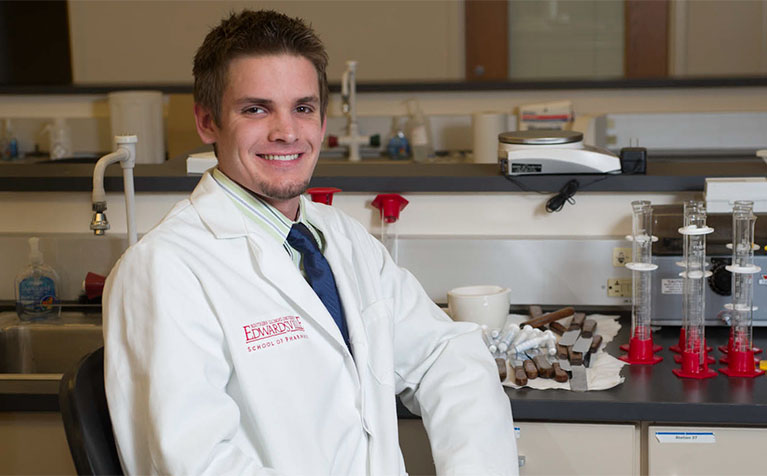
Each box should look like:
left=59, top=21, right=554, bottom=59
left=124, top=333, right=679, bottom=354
left=59, top=347, right=124, bottom=476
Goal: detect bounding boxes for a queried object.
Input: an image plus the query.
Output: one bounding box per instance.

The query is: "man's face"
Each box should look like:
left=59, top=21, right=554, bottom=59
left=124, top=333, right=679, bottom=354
left=195, top=54, right=326, bottom=210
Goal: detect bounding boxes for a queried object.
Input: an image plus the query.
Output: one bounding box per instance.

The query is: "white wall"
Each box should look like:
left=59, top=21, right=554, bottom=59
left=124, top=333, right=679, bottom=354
left=0, top=190, right=694, bottom=238
left=0, top=190, right=694, bottom=302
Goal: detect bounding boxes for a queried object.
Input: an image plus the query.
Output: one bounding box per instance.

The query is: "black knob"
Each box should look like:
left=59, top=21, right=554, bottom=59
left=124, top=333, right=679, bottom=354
left=708, top=258, right=732, bottom=296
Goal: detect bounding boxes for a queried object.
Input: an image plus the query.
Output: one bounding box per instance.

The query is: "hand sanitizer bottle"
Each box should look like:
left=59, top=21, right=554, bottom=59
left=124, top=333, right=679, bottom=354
left=15, top=237, right=61, bottom=320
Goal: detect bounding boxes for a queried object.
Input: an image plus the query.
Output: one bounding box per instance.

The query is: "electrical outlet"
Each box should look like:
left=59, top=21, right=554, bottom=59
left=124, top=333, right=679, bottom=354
left=607, top=278, right=632, bottom=297
left=612, top=247, right=632, bottom=267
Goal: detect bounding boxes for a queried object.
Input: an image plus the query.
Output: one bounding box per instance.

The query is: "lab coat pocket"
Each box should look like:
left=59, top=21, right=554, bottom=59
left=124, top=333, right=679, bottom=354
left=361, top=299, right=396, bottom=387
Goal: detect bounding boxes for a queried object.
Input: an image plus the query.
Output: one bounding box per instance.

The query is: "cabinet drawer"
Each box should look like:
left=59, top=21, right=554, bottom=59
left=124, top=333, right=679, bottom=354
left=649, top=425, right=767, bottom=475
left=516, top=422, right=638, bottom=475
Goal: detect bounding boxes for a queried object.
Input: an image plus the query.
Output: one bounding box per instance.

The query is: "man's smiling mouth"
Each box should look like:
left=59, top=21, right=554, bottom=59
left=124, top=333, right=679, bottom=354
left=259, top=153, right=301, bottom=161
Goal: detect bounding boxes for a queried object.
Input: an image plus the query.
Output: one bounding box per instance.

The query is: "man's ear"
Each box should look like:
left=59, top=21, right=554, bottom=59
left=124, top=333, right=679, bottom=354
left=193, top=104, right=218, bottom=145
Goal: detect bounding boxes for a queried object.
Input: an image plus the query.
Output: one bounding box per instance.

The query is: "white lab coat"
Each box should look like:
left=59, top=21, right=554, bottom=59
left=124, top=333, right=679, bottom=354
left=104, top=172, right=518, bottom=476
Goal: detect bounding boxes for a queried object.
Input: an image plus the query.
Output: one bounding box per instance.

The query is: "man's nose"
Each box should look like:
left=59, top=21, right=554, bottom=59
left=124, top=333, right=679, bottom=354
left=267, top=112, right=297, bottom=143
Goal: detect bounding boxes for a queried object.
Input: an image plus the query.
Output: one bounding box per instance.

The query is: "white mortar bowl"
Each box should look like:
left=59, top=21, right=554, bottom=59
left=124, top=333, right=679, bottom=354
left=447, top=285, right=510, bottom=330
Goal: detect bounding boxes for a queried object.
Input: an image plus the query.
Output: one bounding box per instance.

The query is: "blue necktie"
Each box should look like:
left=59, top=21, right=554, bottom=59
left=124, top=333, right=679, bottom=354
left=287, top=222, right=350, bottom=350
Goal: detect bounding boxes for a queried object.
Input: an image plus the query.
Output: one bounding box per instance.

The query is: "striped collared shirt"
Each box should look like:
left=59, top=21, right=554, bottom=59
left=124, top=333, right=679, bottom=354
left=211, top=168, right=325, bottom=271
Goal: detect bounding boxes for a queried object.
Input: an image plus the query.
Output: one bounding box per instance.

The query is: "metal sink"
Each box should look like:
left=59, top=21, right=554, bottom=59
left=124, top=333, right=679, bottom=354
left=0, top=312, right=103, bottom=374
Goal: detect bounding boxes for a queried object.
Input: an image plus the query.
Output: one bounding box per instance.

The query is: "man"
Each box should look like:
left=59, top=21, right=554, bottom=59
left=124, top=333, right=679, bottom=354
left=104, top=9, right=518, bottom=475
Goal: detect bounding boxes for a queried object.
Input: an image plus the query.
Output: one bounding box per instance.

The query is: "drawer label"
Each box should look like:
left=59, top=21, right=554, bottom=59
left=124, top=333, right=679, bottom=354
left=655, top=431, right=715, bottom=443
left=661, top=279, right=683, bottom=294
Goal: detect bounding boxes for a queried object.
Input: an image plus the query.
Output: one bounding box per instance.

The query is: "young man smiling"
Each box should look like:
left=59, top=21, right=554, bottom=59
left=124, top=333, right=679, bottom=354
left=104, top=10, right=518, bottom=476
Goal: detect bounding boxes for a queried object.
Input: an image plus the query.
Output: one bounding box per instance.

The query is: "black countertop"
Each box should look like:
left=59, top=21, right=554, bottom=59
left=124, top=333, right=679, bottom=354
left=1, top=154, right=765, bottom=193
left=7, top=314, right=767, bottom=426
left=501, top=318, right=767, bottom=426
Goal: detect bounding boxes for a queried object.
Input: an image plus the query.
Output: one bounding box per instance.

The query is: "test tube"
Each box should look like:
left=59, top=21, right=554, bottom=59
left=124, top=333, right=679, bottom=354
left=620, top=200, right=662, bottom=364
left=674, top=202, right=716, bottom=378
left=720, top=201, right=763, bottom=377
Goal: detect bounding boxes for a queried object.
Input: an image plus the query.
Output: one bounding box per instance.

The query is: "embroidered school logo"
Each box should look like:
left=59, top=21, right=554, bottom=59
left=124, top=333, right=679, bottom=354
left=244, top=315, right=307, bottom=352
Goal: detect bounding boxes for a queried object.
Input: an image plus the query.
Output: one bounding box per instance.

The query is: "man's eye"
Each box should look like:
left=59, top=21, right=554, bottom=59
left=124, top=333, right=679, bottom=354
left=296, top=105, right=314, bottom=114
left=244, top=106, right=266, bottom=114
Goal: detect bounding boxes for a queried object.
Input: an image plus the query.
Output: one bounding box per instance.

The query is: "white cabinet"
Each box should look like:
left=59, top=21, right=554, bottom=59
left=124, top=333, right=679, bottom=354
left=398, top=420, right=639, bottom=476
left=0, top=412, right=75, bottom=475
left=648, top=425, right=767, bottom=475
left=515, top=422, right=639, bottom=475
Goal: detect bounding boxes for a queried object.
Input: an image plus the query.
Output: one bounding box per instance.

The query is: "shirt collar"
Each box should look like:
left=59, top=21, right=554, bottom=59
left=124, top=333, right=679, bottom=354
left=211, top=167, right=317, bottom=245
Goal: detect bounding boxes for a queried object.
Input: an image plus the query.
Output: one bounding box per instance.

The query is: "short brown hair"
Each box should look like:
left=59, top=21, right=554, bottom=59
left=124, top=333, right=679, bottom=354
left=193, top=10, right=329, bottom=126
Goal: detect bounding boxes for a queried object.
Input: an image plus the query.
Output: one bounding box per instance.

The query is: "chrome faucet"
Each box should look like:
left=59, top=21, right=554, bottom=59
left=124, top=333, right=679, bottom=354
left=90, top=135, right=138, bottom=246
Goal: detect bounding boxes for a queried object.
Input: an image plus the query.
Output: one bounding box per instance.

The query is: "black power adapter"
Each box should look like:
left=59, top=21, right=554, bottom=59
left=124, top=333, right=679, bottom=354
left=619, top=147, right=647, bottom=174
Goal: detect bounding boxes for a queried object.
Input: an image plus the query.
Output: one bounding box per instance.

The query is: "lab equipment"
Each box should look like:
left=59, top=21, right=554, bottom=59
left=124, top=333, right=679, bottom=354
left=44, top=118, right=72, bottom=159
left=472, top=111, right=509, bottom=164
left=480, top=325, right=499, bottom=356
left=306, top=187, right=341, bottom=205
left=90, top=135, right=138, bottom=246
left=673, top=202, right=717, bottom=379
left=371, top=193, right=408, bottom=264
left=447, top=285, right=510, bottom=330
left=385, top=117, right=410, bottom=160
left=620, top=200, right=662, bottom=365
left=649, top=203, right=767, bottom=325
left=108, top=91, right=165, bottom=164
left=406, top=99, right=433, bottom=163
left=338, top=60, right=372, bottom=162
left=720, top=201, right=764, bottom=377
left=671, top=201, right=715, bottom=364
left=517, top=100, right=573, bottom=131
left=497, top=130, right=622, bottom=175
left=670, top=201, right=701, bottom=353
left=15, top=237, right=60, bottom=321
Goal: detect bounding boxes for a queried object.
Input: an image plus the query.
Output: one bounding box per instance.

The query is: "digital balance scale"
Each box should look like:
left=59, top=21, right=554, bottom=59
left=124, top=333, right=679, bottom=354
left=498, top=130, right=622, bottom=175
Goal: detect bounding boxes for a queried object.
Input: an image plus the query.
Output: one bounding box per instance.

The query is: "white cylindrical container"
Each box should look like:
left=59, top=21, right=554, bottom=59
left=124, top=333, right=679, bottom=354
left=108, top=91, right=165, bottom=164
left=48, top=118, right=72, bottom=160
left=472, top=111, right=510, bottom=163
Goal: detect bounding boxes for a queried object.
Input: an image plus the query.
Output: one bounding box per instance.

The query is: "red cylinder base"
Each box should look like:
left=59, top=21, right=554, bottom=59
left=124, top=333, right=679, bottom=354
left=619, top=336, right=663, bottom=365
left=719, top=349, right=765, bottom=378
left=669, top=328, right=685, bottom=353
left=621, top=331, right=663, bottom=353
left=675, top=353, right=714, bottom=364
left=670, top=331, right=712, bottom=354
left=718, top=333, right=761, bottom=355
left=718, top=354, right=759, bottom=365
left=672, top=350, right=718, bottom=379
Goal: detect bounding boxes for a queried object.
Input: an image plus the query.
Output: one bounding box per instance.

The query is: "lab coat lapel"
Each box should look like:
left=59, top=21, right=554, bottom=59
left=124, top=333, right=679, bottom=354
left=245, top=225, right=351, bottom=354
left=193, top=173, right=350, bottom=353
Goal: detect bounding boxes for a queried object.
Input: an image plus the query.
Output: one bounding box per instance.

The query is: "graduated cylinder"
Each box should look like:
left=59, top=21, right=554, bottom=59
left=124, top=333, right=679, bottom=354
left=721, top=200, right=763, bottom=377
left=620, top=200, right=662, bottom=364
left=674, top=202, right=716, bottom=379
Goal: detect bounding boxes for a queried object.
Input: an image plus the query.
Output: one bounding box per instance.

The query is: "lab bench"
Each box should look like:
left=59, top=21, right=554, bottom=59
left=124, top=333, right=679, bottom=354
left=400, top=316, right=767, bottom=475
left=1, top=153, right=766, bottom=193
left=4, top=315, right=767, bottom=475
